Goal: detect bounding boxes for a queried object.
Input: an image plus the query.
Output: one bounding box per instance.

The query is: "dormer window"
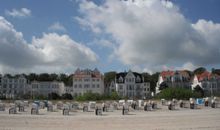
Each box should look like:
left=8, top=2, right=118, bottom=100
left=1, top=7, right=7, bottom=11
left=119, top=76, right=123, bottom=83
left=136, top=76, right=141, bottom=82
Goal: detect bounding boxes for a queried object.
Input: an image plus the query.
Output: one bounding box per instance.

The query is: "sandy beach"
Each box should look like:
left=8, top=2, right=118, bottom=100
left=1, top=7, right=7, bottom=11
left=0, top=104, right=220, bottom=130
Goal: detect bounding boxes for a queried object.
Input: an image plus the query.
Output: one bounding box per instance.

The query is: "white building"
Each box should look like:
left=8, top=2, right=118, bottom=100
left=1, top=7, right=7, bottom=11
left=191, top=71, right=220, bottom=96
left=156, top=70, right=191, bottom=94
left=71, top=68, right=104, bottom=97
left=0, top=75, right=28, bottom=99
left=115, top=70, right=150, bottom=99
left=31, top=81, right=65, bottom=97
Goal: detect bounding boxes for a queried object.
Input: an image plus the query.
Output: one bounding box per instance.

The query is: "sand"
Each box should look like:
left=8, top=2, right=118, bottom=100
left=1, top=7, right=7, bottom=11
left=0, top=104, right=220, bottom=130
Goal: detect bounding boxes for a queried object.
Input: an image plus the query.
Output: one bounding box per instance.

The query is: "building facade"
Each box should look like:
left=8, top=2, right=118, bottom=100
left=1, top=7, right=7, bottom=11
left=31, top=81, right=65, bottom=97
left=191, top=71, right=220, bottom=96
left=156, top=70, right=191, bottom=94
left=115, top=70, right=150, bottom=99
left=0, top=75, right=28, bottom=99
left=71, top=68, right=104, bottom=97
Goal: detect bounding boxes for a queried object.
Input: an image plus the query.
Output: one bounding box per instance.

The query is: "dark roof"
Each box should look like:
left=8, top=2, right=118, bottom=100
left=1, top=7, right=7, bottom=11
left=115, top=71, right=143, bottom=83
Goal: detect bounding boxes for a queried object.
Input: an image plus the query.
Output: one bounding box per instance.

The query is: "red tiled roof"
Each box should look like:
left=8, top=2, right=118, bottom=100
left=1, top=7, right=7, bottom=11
left=160, top=70, right=190, bottom=80
left=196, top=71, right=220, bottom=81
left=160, top=71, right=174, bottom=76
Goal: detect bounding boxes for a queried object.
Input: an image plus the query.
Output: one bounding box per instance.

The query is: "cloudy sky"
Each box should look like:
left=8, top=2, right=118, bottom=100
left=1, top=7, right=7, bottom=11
left=0, top=0, right=220, bottom=74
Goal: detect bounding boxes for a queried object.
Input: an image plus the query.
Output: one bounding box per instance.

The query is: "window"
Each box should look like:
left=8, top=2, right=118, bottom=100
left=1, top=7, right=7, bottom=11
left=119, top=85, right=123, bottom=90
left=136, top=85, right=140, bottom=90
left=136, top=76, right=141, bottom=82
left=9, top=79, right=12, bottom=83
left=84, top=84, right=89, bottom=88
left=74, top=84, right=77, bottom=88
left=32, top=84, right=38, bottom=89
left=97, top=79, right=99, bottom=82
left=97, top=84, right=100, bottom=88
left=14, top=79, right=17, bottom=83
left=119, top=76, right=123, bottom=83
left=3, top=79, right=7, bottom=83
left=84, top=78, right=90, bottom=82
left=129, top=85, right=132, bottom=90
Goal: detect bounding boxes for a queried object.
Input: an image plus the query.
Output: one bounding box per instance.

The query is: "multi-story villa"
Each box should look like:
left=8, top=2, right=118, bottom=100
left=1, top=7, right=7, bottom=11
left=31, top=81, right=65, bottom=97
left=71, top=68, right=104, bottom=97
left=156, top=70, right=191, bottom=94
left=191, top=71, right=220, bottom=96
left=115, top=70, right=150, bottom=99
left=0, top=75, right=28, bottom=99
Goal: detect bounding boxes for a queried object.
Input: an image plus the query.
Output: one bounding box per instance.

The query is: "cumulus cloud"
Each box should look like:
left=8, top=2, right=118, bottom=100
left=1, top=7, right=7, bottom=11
left=5, top=8, right=31, bottom=18
left=0, top=16, right=98, bottom=73
left=77, top=0, right=220, bottom=71
left=48, top=22, right=67, bottom=32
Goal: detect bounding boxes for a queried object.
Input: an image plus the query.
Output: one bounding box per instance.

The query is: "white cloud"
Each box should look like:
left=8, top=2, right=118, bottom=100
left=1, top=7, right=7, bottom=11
left=177, top=62, right=197, bottom=71
left=74, top=16, right=102, bottom=33
left=77, top=0, right=220, bottom=71
left=0, top=16, right=98, bottom=74
left=88, top=39, right=115, bottom=49
left=5, top=8, right=31, bottom=18
left=48, top=22, right=67, bottom=32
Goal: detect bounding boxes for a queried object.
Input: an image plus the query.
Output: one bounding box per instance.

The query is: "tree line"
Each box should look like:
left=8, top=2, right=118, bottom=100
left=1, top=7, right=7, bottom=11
left=1, top=73, right=73, bottom=86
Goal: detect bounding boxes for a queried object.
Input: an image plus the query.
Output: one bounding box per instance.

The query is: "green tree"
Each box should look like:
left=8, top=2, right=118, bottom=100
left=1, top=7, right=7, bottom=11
left=62, top=93, right=73, bottom=100
left=193, top=85, right=204, bottom=97
left=49, top=73, right=59, bottom=81
left=48, top=93, right=61, bottom=100
left=110, top=91, right=120, bottom=100
left=38, top=73, right=51, bottom=81
left=150, top=72, right=160, bottom=92
left=212, top=68, right=220, bottom=75
left=142, top=72, right=151, bottom=82
left=156, top=87, right=201, bottom=100
left=104, top=71, right=116, bottom=84
left=193, top=67, right=206, bottom=75
left=27, top=73, right=38, bottom=81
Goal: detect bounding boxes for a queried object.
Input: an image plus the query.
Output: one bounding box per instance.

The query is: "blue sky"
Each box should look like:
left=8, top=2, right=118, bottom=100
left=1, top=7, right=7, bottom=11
left=0, top=0, right=220, bottom=74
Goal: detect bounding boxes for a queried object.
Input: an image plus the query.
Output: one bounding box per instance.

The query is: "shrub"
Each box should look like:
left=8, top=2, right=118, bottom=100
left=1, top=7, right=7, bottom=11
left=156, top=87, right=202, bottom=100
left=61, top=93, right=73, bottom=100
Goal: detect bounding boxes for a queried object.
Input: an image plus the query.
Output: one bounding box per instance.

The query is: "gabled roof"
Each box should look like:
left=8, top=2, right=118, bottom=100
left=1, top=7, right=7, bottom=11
left=160, top=70, right=190, bottom=80
left=160, top=71, right=174, bottom=79
left=196, top=71, right=220, bottom=81
left=115, top=71, right=143, bottom=83
left=73, top=68, right=102, bottom=78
